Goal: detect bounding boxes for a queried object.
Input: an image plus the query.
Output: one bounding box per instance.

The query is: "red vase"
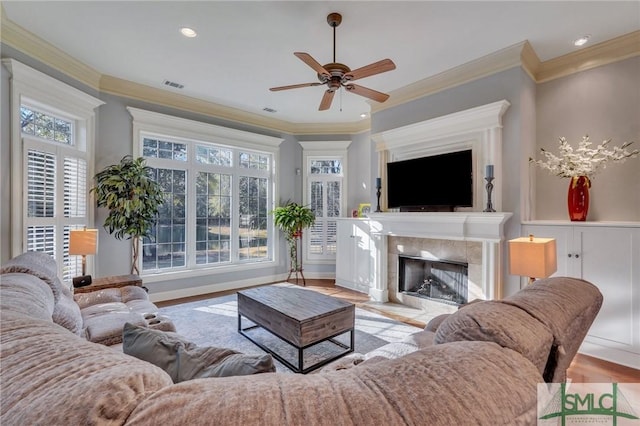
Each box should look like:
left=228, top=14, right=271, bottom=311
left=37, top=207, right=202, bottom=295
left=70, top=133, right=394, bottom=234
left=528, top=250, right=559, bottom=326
left=567, top=176, right=590, bottom=221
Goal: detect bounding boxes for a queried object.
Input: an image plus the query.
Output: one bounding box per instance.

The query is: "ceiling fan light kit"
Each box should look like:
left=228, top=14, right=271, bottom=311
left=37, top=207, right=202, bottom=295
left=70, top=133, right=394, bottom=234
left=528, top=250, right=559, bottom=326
left=270, top=13, right=396, bottom=111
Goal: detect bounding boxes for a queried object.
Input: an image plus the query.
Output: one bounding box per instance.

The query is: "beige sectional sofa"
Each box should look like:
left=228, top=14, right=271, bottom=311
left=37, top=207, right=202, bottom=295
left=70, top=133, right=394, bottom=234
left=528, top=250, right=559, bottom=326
left=1, top=252, right=602, bottom=425
left=0, top=252, right=173, bottom=345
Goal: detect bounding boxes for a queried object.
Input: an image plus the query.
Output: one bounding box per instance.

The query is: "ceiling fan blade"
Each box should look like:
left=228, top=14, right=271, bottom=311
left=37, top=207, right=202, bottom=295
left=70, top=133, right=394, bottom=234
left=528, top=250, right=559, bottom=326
left=319, top=90, right=335, bottom=111
left=294, top=52, right=331, bottom=79
left=269, top=82, right=323, bottom=91
left=344, top=84, right=390, bottom=103
left=343, top=59, right=396, bottom=81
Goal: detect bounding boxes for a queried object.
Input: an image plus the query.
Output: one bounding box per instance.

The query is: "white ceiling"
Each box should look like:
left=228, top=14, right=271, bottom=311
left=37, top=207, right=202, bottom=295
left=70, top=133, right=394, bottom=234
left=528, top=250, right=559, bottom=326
left=3, top=1, right=639, bottom=125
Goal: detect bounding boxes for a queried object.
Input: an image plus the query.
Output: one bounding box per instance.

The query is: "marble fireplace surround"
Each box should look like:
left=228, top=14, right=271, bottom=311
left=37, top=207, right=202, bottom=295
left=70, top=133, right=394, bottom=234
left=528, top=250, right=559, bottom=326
left=367, top=212, right=512, bottom=305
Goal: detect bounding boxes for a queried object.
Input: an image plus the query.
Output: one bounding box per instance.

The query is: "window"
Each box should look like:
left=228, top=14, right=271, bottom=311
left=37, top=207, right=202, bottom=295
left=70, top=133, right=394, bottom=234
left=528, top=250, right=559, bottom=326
left=6, top=59, right=103, bottom=282
left=299, top=141, right=351, bottom=264
left=129, top=107, right=283, bottom=278
left=307, top=160, right=342, bottom=259
left=23, top=111, right=89, bottom=282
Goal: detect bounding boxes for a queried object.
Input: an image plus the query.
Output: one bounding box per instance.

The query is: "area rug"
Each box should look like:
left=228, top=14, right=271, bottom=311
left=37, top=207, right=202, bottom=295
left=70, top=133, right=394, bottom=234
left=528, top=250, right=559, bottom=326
left=159, top=291, right=422, bottom=373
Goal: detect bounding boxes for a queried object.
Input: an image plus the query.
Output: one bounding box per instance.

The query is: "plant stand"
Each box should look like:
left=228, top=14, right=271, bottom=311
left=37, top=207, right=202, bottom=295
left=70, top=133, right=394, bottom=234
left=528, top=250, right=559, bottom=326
left=286, top=232, right=306, bottom=286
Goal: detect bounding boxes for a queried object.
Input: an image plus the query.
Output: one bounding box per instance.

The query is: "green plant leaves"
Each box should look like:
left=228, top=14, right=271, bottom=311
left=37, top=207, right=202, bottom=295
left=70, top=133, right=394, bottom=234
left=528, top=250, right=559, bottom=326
left=271, top=202, right=315, bottom=238
left=91, top=155, right=164, bottom=241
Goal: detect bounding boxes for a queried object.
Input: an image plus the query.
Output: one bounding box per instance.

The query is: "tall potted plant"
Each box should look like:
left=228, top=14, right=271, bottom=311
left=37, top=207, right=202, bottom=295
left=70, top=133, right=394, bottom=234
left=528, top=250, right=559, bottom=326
left=272, top=202, right=315, bottom=284
left=91, top=155, right=164, bottom=275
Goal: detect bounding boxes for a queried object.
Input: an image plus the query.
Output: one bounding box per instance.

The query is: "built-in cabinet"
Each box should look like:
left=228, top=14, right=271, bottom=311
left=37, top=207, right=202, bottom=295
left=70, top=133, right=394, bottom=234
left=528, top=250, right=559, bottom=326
left=335, top=219, right=372, bottom=294
left=522, top=222, right=640, bottom=369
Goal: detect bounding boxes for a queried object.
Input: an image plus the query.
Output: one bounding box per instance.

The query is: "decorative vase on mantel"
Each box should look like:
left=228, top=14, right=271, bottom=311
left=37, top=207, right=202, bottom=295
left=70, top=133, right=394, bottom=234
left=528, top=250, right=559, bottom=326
left=567, top=176, right=590, bottom=221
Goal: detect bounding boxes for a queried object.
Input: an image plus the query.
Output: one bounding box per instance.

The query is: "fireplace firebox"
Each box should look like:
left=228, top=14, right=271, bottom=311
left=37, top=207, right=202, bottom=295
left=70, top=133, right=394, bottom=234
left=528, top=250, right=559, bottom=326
left=398, top=255, right=468, bottom=306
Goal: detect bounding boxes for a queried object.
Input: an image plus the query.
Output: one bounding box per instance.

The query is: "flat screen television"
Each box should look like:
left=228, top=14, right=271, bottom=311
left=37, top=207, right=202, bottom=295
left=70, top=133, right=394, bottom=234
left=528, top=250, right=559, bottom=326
left=386, top=150, right=473, bottom=211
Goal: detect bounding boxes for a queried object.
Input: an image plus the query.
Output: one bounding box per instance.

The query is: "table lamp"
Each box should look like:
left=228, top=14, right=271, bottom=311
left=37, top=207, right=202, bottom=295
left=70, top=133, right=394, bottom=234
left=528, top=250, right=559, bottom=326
left=69, top=228, right=98, bottom=287
left=508, top=234, right=557, bottom=285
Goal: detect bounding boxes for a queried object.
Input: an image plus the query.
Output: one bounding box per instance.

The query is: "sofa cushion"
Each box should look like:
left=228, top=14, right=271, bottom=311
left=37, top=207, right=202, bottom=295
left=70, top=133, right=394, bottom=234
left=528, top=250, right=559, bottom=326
left=0, top=313, right=172, bottom=426
left=0, top=272, right=55, bottom=321
left=123, top=323, right=275, bottom=382
left=433, top=300, right=554, bottom=375
left=82, top=305, right=148, bottom=345
left=52, top=285, right=83, bottom=335
left=126, top=341, right=543, bottom=426
left=0, top=251, right=62, bottom=302
left=501, top=277, right=604, bottom=382
left=319, top=329, right=436, bottom=373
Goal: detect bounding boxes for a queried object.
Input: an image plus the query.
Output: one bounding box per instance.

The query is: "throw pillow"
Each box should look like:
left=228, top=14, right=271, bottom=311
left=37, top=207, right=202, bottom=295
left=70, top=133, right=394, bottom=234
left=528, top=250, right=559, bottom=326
left=122, top=323, right=275, bottom=382
left=433, top=300, right=554, bottom=375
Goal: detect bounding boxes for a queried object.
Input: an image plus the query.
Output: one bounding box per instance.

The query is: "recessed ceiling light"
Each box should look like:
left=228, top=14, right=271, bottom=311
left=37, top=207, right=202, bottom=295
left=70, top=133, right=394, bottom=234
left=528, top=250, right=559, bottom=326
left=180, top=27, right=197, bottom=38
left=360, top=112, right=368, bottom=118
left=573, top=35, right=590, bottom=47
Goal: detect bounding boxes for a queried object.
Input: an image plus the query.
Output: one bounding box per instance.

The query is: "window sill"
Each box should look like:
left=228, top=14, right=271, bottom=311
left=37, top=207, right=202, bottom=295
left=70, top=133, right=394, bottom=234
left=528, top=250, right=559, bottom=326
left=141, top=259, right=278, bottom=283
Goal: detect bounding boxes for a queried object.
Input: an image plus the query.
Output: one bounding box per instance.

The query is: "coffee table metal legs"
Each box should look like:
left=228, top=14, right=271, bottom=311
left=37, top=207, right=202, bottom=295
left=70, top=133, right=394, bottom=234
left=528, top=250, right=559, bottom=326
left=238, top=314, right=354, bottom=374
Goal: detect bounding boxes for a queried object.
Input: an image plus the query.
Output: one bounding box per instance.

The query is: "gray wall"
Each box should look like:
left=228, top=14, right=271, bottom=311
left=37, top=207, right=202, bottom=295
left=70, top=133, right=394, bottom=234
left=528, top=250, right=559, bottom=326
left=534, top=56, right=640, bottom=221
left=348, top=131, right=373, bottom=213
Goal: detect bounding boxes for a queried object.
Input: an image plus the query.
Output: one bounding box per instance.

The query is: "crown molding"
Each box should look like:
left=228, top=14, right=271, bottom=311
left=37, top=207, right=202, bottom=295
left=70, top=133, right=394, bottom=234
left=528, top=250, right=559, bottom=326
left=100, top=74, right=370, bottom=136
left=520, top=40, right=542, bottom=81
left=534, top=31, right=640, bottom=83
left=371, top=31, right=638, bottom=114
left=371, top=41, right=529, bottom=114
left=299, top=140, right=352, bottom=151
left=0, top=7, right=102, bottom=89
left=101, top=74, right=294, bottom=133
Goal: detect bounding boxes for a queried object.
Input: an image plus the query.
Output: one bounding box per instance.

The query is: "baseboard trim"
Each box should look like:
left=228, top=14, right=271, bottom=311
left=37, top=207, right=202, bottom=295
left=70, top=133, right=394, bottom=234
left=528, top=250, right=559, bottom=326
left=579, top=341, right=640, bottom=370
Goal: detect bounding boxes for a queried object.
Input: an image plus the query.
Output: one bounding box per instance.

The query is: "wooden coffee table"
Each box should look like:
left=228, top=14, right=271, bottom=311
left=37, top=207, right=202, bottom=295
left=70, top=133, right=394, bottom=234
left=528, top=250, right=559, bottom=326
left=237, top=285, right=355, bottom=374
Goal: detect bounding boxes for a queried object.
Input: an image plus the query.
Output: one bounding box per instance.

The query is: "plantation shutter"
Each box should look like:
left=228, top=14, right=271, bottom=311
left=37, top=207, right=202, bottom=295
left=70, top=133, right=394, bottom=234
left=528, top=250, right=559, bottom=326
left=24, top=138, right=88, bottom=282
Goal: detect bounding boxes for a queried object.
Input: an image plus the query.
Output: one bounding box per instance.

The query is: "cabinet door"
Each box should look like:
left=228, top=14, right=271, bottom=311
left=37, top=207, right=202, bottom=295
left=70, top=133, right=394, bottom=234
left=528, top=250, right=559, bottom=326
left=352, top=221, right=372, bottom=291
left=522, top=224, right=640, bottom=368
left=335, top=220, right=371, bottom=294
left=576, top=227, right=638, bottom=359
left=335, top=221, right=355, bottom=286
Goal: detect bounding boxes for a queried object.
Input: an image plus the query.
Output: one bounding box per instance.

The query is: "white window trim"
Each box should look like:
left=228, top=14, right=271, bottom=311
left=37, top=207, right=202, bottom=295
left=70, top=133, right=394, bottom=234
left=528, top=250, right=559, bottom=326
left=3, top=59, right=103, bottom=267
left=299, top=140, right=351, bottom=265
left=127, top=107, right=284, bottom=281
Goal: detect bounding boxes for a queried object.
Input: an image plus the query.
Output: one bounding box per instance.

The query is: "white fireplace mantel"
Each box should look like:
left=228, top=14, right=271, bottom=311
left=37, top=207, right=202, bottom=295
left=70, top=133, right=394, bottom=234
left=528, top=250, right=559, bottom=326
left=366, top=212, right=512, bottom=303
left=367, top=212, right=512, bottom=242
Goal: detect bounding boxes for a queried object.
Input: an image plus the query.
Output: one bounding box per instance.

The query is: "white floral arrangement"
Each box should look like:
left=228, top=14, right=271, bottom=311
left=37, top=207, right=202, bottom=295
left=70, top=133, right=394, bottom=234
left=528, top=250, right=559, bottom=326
left=530, top=135, right=638, bottom=179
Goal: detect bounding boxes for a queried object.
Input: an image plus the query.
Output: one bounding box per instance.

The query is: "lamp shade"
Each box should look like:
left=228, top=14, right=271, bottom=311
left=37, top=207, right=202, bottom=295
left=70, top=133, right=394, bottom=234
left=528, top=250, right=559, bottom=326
left=508, top=236, right=557, bottom=279
left=69, top=229, right=98, bottom=256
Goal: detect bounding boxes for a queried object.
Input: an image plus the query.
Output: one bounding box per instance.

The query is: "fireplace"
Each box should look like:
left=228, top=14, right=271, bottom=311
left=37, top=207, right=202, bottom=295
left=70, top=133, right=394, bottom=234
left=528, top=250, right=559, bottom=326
left=398, top=255, right=468, bottom=306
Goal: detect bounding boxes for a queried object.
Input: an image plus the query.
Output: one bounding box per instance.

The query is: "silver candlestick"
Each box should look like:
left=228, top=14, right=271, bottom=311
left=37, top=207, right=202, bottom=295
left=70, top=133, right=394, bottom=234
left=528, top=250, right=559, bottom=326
left=483, top=177, right=496, bottom=212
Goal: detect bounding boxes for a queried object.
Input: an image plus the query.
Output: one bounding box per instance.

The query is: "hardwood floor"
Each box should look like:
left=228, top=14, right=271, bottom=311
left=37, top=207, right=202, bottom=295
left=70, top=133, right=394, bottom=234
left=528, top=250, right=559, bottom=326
left=157, top=278, right=640, bottom=383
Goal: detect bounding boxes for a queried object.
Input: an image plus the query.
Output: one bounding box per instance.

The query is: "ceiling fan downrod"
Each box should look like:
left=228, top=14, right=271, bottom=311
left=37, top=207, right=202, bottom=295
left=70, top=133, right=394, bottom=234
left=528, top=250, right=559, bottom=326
left=327, top=13, right=342, bottom=63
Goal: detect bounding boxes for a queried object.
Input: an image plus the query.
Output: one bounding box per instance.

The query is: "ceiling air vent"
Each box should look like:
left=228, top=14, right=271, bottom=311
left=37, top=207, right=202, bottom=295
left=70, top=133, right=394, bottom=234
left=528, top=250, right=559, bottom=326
left=163, top=80, right=184, bottom=89
left=262, top=107, right=277, bottom=113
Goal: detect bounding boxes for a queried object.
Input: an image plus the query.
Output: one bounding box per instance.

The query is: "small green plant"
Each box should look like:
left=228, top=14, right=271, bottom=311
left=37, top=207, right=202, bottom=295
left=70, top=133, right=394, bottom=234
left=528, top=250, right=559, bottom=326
left=271, top=202, right=315, bottom=274
left=91, top=155, right=164, bottom=274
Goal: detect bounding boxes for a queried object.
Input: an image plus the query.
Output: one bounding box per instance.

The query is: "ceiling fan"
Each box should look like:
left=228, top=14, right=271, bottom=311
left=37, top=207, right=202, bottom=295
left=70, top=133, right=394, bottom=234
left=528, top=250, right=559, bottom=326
left=269, top=13, right=396, bottom=111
